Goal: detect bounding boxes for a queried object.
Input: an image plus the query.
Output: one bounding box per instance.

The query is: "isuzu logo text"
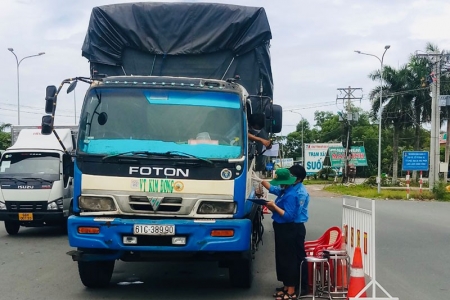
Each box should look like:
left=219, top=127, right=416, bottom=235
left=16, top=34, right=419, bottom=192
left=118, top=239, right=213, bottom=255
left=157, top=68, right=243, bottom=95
left=129, top=166, right=189, bottom=177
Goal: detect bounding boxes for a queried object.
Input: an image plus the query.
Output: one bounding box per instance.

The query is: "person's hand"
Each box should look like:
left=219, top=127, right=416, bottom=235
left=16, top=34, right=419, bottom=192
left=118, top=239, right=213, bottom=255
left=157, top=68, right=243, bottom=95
left=261, top=139, right=272, bottom=148
left=251, top=170, right=263, bottom=182
left=265, top=200, right=276, bottom=211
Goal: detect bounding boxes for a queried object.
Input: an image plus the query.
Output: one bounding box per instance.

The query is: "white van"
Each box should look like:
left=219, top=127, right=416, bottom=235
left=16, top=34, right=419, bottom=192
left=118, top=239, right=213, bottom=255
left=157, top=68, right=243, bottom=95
left=0, top=126, right=77, bottom=235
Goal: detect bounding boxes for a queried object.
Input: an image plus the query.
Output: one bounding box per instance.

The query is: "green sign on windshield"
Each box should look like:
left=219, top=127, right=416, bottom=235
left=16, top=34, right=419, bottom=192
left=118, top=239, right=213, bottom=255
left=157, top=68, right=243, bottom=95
left=328, top=146, right=368, bottom=167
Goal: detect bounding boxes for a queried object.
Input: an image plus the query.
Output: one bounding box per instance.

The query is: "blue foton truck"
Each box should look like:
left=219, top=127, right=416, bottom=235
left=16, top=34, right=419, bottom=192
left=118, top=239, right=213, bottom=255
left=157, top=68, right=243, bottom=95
left=41, top=2, right=282, bottom=288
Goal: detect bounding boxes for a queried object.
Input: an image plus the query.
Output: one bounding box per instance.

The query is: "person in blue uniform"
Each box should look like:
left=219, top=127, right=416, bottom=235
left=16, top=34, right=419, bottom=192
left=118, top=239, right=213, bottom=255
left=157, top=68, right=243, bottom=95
left=253, top=165, right=309, bottom=299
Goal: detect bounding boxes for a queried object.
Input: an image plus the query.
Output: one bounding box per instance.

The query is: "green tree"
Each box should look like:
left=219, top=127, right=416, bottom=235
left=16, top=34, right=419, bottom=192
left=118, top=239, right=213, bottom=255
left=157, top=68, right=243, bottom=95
left=284, top=118, right=312, bottom=160
left=0, top=123, right=12, bottom=150
left=407, top=54, right=432, bottom=181
left=369, top=65, right=414, bottom=183
left=312, top=111, right=341, bottom=143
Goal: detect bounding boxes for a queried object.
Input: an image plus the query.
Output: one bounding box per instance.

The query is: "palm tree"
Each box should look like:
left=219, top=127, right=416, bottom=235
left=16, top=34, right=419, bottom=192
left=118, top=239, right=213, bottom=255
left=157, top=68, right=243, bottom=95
left=407, top=55, right=432, bottom=180
left=0, top=123, right=11, bottom=131
left=369, top=65, right=414, bottom=184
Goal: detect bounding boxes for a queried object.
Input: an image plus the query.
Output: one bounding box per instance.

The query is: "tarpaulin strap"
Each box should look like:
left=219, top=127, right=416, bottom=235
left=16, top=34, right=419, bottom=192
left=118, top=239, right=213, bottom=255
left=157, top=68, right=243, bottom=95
left=159, top=53, right=167, bottom=75
left=221, top=56, right=236, bottom=80
left=150, top=55, right=157, bottom=76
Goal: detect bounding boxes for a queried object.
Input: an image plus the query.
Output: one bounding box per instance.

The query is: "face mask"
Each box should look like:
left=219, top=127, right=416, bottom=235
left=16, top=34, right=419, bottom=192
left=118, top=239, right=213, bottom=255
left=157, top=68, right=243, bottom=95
left=251, top=127, right=261, bottom=134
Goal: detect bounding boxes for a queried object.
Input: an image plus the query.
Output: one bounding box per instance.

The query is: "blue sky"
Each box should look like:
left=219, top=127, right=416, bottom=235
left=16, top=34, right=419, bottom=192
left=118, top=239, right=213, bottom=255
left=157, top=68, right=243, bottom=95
left=1, top=0, right=450, bottom=136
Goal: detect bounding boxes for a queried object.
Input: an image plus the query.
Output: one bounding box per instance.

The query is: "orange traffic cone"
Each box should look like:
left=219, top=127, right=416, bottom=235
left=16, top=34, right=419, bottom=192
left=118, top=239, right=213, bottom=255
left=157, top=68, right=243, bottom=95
left=347, top=247, right=366, bottom=299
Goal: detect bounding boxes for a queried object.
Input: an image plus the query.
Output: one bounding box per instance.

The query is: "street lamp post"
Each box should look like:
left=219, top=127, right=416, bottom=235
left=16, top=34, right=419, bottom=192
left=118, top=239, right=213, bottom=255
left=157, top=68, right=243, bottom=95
left=8, top=48, right=45, bottom=125
left=355, top=45, right=390, bottom=194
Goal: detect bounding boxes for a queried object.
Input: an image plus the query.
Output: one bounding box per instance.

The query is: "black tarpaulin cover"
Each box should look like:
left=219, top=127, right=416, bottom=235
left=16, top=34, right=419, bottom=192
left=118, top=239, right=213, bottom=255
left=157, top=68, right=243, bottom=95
left=82, top=2, right=274, bottom=101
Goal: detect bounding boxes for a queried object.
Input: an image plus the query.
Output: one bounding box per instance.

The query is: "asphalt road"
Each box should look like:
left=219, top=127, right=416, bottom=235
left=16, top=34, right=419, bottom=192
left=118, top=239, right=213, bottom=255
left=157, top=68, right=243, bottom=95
left=0, top=193, right=448, bottom=300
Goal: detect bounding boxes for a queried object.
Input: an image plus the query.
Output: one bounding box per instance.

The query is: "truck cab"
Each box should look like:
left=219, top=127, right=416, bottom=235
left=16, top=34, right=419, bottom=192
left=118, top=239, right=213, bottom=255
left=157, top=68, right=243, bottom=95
left=0, top=126, right=77, bottom=235
left=40, top=2, right=282, bottom=289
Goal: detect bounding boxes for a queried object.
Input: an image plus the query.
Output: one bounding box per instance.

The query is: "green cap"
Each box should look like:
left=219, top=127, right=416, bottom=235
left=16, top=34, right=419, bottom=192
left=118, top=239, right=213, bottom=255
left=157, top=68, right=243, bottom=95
left=269, top=168, right=296, bottom=185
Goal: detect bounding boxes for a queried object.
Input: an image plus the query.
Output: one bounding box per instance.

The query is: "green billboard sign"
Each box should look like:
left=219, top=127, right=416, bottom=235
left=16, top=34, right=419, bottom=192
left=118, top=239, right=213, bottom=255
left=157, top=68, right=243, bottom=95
left=328, top=146, right=368, bottom=167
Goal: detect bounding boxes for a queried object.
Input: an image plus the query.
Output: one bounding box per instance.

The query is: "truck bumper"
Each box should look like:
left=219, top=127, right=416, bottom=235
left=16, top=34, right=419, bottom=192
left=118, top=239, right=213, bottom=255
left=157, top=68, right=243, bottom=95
left=68, top=216, right=252, bottom=261
left=0, top=211, right=65, bottom=226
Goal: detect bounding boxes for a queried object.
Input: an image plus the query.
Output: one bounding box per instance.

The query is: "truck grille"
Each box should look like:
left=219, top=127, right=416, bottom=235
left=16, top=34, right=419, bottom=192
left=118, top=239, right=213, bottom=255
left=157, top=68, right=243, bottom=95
left=6, top=201, right=47, bottom=212
left=129, top=196, right=182, bottom=213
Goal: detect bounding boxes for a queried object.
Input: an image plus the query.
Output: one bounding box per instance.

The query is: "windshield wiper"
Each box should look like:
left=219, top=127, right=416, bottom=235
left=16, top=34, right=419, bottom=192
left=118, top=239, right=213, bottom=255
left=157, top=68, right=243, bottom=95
left=165, top=151, right=213, bottom=164
left=102, top=151, right=166, bottom=161
left=22, top=177, right=53, bottom=184
left=0, top=177, right=27, bottom=184
left=102, top=150, right=213, bottom=164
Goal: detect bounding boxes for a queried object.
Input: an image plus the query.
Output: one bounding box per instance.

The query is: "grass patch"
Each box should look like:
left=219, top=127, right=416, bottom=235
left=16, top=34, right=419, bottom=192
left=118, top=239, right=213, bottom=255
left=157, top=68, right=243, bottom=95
left=323, top=184, right=439, bottom=200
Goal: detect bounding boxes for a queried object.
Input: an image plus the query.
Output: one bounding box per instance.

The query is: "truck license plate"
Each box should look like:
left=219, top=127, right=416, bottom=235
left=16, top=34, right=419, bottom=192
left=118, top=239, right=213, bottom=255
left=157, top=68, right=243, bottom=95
left=133, top=225, right=175, bottom=236
left=18, top=213, right=33, bottom=221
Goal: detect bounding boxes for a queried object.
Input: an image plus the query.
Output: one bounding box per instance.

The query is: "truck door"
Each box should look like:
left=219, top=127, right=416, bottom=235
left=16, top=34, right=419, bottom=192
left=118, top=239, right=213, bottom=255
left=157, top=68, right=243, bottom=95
left=62, top=154, right=74, bottom=213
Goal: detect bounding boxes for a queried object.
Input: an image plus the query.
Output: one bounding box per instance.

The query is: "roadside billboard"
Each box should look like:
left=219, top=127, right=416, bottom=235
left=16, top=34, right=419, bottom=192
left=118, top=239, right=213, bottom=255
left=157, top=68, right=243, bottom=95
left=328, top=146, right=368, bottom=167
left=304, top=143, right=341, bottom=175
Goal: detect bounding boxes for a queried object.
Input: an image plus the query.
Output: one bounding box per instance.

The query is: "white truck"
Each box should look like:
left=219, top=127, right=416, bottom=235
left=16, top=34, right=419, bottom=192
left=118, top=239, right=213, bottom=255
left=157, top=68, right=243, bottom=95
left=0, top=125, right=77, bottom=235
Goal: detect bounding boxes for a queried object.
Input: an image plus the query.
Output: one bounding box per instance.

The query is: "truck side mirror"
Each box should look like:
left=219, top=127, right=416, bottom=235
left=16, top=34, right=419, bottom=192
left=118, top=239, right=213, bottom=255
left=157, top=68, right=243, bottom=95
left=67, top=81, right=77, bottom=94
left=41, top=115, right=54, bottom=135
left=45, top=85, right=57, bottom=114
left=265, top=104, right=282, bottom=133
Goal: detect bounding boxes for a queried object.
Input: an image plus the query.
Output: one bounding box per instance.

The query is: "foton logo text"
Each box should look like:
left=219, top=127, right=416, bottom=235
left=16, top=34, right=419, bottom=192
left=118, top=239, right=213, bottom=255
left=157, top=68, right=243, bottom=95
left=129, top=167, right=189, bottom=177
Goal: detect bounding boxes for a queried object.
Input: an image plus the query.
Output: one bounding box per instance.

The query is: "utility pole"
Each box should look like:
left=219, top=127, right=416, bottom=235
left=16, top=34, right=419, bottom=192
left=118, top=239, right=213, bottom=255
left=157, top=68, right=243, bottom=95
left=337, top=86, right=362, bottom=183
left=436, top=54, right=442, bottom=185
left=416, top=51, right=446, bottom=189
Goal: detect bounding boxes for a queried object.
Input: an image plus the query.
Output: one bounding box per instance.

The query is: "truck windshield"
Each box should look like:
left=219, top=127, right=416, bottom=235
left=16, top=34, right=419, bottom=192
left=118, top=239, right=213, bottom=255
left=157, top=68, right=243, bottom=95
left=78, top=87, right=244, bottom=159
left=0, top=152, right=60, bottom=181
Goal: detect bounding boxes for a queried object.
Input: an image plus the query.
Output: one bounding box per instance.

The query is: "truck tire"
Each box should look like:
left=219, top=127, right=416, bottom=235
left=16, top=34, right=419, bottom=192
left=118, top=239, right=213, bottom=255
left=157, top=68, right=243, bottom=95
left=78, top=260, right=115, bottom=288
left=229, top=255, right=253, bottom=288
left=4, top=221, right=20, bottom=235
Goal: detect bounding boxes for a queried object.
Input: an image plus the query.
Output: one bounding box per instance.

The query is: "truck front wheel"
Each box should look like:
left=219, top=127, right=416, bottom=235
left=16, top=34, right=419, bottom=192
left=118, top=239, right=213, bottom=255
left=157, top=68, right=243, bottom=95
left=4, top=221, right=20, bottom=235
left=78, top=260, right=115, bottom=288
left=229, top=255, right=253, bottom=288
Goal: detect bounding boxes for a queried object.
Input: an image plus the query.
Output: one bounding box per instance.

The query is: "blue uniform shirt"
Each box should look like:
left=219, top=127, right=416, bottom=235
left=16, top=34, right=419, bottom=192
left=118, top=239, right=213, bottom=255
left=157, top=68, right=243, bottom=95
left=269, top=182, right=309, bottom=223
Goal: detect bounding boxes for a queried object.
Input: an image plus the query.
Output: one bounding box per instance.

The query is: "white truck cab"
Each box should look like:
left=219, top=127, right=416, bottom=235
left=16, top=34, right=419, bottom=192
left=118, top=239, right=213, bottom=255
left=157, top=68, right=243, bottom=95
left=0, top=125, right=77, bottom=235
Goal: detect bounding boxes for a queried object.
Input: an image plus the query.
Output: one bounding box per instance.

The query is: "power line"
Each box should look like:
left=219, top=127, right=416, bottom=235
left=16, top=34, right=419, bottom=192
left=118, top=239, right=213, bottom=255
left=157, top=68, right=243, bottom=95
left=0, top=107, right=75, bottom=118
left=0, top=101, right=76, bottom=113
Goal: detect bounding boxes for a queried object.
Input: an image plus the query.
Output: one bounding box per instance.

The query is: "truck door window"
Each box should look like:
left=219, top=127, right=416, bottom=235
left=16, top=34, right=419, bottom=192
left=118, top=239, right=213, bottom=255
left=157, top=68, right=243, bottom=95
left=63, top=154, right=73, bottom=186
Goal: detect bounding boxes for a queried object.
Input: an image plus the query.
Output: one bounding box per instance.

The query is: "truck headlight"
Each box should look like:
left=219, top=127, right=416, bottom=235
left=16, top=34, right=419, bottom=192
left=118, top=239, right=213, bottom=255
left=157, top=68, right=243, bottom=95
left=197, top=201, right=236, bottom=214
left=79, top=196, right=116, bottom=211
left=0, top=201, right=6, bottom=210
left=47, top=198, right=63, bottom=210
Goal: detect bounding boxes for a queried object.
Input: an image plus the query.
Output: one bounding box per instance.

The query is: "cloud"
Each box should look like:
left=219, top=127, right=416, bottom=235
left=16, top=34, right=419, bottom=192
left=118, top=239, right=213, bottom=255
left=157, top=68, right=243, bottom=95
left=0, top=0, right=448, bottom=137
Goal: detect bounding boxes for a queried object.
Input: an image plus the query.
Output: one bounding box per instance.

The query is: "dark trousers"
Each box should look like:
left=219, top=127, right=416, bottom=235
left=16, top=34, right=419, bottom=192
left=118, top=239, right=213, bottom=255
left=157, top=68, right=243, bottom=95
left=273, top=222, right=308, bottom=290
